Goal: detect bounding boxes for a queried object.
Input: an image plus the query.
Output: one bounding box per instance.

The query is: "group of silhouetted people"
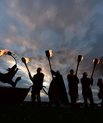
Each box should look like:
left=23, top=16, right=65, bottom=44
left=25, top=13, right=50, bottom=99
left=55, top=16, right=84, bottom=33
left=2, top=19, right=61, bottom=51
left=67, top=69, right=103, bottom=108
left=0, top=62, right=103, bottom=108
left=47, top=68, right=103, bottom=108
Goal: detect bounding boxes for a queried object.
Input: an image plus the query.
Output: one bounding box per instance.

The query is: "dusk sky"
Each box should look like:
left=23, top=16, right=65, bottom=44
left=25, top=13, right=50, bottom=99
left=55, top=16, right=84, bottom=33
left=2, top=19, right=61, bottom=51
left=0, top=0, right=103, bottom=102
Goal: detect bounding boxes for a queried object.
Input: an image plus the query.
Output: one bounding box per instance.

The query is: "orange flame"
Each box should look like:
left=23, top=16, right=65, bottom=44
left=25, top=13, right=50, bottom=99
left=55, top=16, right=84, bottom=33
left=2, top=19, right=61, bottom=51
left=49, top=50, right=53, bottom=57
left=0, top=49, right=10, bottom=56
left=24, top=57, right=31, bottom=63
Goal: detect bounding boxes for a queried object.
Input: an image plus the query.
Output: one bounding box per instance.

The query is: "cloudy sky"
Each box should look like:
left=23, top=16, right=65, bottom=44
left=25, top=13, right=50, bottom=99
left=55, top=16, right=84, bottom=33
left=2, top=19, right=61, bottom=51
left=0, top=0, right=103, bottom=102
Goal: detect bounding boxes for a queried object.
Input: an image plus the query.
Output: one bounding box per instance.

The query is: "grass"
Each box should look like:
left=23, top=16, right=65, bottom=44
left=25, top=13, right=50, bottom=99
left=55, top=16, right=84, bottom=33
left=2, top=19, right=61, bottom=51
left=0, top=102, right=103, bottom=122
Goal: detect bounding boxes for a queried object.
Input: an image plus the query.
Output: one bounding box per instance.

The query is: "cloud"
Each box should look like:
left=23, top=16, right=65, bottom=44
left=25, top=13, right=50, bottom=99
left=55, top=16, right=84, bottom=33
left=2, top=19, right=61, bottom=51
left=0, top=0, right=103, bottom=101
left=0, top=0, right=102, bottom=76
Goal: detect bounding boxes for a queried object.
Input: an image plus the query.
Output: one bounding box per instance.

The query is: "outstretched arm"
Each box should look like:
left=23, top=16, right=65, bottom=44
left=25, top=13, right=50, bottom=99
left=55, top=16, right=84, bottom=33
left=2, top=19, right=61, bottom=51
left=28, top=71, right=33, bottom=81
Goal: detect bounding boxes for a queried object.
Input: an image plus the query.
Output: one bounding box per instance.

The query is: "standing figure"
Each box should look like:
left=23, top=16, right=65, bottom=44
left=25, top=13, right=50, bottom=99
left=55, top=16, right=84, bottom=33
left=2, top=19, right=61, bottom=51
left=48, top=70, right=69, bottom=106
left=28, top=67, right=44, bottom=105
left=97, top=78, right=103, bottom=107
left=81, top=72, right=94, bottom=107
left=67, top=69, right=79, bottom=107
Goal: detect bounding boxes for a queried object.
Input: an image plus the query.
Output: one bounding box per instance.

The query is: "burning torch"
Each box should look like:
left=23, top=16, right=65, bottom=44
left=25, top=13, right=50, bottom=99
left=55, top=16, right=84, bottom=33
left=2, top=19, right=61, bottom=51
left=0, top=49, right=17, bottom=64
left=45, top=50, right=53, bottom=78
left=7, top=51, right=17, bottom=65
left=21, top=57, right=31, bottom=73
left=91, top=58, right=100, bottom=78
left=21, top=57, right=48, bottom=95
left=75, top=55, right=83, bottom=75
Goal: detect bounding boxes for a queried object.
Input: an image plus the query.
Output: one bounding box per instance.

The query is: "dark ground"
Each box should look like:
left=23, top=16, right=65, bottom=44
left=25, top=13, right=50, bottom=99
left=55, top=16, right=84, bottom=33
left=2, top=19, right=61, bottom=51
left=0, top=102, right=103, bottom=122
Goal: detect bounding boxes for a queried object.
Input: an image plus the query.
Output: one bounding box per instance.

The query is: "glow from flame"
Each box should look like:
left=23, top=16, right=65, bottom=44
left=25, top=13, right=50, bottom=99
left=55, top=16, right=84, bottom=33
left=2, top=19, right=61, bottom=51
left=24, top=57, right=31, bottom=63
left=93, top=58, right=100, bottom=64
left=49, top=50, right=53, bottom=57
left=77, top=55, right=84, bottom=63
left=0, top=49, right=10, bottom=56
left=81, top=56, right=84, bottom=61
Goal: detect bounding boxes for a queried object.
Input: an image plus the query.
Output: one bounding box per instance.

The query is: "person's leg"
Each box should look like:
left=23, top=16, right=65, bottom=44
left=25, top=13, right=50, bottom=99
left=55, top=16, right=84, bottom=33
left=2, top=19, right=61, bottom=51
left=70, top=95, right=76, bottom=108
left=37, top=91, right=41, bottom=106
left=31, top=87, right=36, bottom=105
left=31, top=93, right=36, bottom=105
left=88, top=91, right=94, bottom=106
left=83, top=94, right=88, bottom=107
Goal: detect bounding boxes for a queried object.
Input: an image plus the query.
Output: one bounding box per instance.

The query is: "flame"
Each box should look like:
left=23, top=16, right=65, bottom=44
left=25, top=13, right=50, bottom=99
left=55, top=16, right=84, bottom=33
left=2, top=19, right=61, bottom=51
left=24, top=57, right=31, bottom=63
left=49, top=50, right=53, bottom=57
left=93, top=58, right=100, bottom=64
left=81, top=56, right=84, bottom=61
left=77, top=55, right=83, bottom=62
left=0, top=49, right=10, bottom=56
left=81, top=55, right=84, bottom=61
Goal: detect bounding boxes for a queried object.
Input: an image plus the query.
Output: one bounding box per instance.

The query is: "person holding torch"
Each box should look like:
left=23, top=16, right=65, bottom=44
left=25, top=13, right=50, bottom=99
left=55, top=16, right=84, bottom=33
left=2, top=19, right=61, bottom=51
left=67, top=69, right=79, bottom=108
left=67, top=55, right=83, bottom=108
left=80, top=58, right=99, bottom=107
left=22, top=57, right=44, bottom=106
left=81, top=72, right=94, bottom=107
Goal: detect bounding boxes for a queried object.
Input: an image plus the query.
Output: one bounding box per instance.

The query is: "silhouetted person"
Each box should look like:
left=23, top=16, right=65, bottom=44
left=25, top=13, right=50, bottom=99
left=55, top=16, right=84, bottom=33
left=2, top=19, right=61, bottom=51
left=28, top=67, right=44, bottom=105
left=97, top=78, right=103, bottom=107
left=48, top=70, right=69, bottom=106
left=81, top=72, right=94, bottom=107
left=67, top=69, right=79, bottom=108
left=0, top=64, right=21, bottom=87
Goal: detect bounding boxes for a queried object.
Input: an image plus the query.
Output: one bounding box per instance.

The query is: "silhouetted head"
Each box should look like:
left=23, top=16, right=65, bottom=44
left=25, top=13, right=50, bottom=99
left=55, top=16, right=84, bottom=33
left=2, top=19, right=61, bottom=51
left=56, top=70, right=60, bottom=75
left=83, top=72, right=87, bottom=77
left=70, top=69, right=74, bottom=74
left=37, top=67, right=42, bottom=73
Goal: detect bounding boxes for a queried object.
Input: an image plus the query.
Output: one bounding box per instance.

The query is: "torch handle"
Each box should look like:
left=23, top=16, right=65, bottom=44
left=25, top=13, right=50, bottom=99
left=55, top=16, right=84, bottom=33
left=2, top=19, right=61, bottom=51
left=8, top=52, right=17, bottom=65
left=24, top=62, right=31, bottom=74
left=48, top=59, right=52, bottom=71
left=75, top=62, right=79, bottom=76
left=48, top=58, right=53, bottom=79
left=11, top=55, right=17, bottom=65
left=21, top=57, right=33, bottom=79
left=91, top=64, right=96, bottom=79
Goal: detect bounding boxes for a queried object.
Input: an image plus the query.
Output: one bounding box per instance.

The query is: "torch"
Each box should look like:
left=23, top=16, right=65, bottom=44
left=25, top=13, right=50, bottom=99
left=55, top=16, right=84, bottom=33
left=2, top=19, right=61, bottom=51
left=91, top=58, right=100, bottom=78
left=45, top=50, right=53, bottom=78
left=75, top=55, right=83, bottom=75
left=7, top=51, right=17, bottom=65
left=21, top=57, right=31, bottom=73
left=0, top=49, right=17, bottom=65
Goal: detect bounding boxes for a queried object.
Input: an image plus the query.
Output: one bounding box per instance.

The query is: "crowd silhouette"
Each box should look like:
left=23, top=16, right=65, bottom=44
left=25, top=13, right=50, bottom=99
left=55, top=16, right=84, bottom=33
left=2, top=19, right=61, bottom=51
left=0, top=51, right=103, bottom=108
